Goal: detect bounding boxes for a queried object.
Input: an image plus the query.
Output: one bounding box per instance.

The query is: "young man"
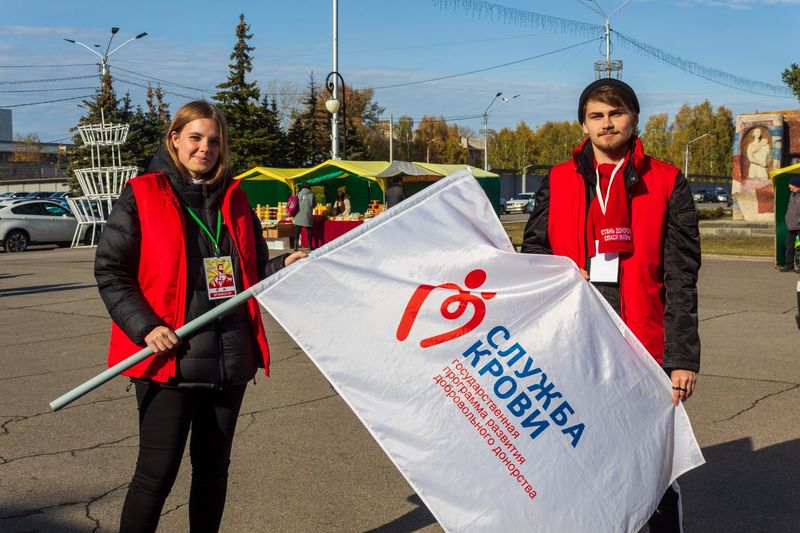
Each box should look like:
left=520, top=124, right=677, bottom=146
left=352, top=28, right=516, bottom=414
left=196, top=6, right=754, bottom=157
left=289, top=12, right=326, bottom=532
left=522, top=78, right=700, bottom=533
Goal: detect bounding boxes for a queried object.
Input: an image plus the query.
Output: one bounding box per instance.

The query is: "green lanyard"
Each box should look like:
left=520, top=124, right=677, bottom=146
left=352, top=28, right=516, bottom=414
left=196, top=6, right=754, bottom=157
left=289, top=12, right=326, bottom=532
left=183, top=204, right=222, bottom=256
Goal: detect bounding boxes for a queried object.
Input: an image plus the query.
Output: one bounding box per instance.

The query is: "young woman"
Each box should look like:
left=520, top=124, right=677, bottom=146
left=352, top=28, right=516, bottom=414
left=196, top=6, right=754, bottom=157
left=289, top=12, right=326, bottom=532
left=333, top=189, right=351, bottom=216
left=95, top=100, right=304, bottom=532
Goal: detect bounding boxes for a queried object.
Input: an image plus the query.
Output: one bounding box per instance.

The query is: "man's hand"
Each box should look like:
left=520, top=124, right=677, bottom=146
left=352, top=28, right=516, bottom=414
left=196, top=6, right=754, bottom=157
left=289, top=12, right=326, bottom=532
left=285, top=251, right=308, bottom=267
left=579, top=269, right=590, bottom=281
left=670, top=369, right=696, bottom=406
left=144, top=326, right=180, bottom=355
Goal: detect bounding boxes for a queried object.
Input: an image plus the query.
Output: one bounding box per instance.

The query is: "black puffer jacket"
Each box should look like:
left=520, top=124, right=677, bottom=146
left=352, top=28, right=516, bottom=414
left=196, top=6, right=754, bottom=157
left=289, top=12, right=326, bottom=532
left=95, top=148, right=287, bottom=388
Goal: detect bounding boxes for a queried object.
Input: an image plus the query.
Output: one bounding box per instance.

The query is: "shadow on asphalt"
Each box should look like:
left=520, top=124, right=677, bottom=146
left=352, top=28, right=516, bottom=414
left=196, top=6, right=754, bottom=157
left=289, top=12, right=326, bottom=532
left=0, top=283, right=96, bottom=297
left=0, top=510, right=88, bottom=532
left=362, top=494, right=436, bottom=532
left=684, top=437, right=800, bottom=531
left=0, top=273, right=31, bottom=280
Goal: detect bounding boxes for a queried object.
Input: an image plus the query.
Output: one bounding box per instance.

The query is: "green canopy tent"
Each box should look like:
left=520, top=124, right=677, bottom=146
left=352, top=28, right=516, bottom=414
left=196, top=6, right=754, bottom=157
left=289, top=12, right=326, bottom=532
left=387, top=163, right=501, bottom=215
left=234, top=167, right=299, bottom=208
left=291, top=160, right=391, bottom=213
left=771, top=163, right=800, bottom=266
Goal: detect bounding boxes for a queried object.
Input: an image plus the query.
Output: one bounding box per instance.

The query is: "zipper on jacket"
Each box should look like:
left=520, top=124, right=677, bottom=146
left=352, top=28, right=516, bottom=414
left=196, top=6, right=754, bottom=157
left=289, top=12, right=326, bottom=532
left=217, top=319, right=227, bottom=387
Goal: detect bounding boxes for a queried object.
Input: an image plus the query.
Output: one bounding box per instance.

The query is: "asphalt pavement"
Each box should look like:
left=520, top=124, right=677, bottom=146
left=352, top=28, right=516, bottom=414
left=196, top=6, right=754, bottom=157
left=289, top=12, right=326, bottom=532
left=0, top=247, right=798, bottom=532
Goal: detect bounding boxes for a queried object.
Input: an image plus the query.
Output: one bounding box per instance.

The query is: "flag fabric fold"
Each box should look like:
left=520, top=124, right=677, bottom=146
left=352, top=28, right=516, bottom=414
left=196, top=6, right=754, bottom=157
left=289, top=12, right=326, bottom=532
left=257, top=170, right=704, bottom=532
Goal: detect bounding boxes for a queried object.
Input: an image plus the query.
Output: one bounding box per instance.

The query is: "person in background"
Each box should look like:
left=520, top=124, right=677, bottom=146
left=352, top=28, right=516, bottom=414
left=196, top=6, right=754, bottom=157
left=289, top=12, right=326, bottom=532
left=522, top=78, right=700, bottom=533
left=333, top=188, right=351, bottom=216
left=293, top=182, right=316, bottom=250
left=781, top=175, right=800, bottom=272
left=94, top=100, right=306, bottom=533
left=385, top=177, right=406, bottom=208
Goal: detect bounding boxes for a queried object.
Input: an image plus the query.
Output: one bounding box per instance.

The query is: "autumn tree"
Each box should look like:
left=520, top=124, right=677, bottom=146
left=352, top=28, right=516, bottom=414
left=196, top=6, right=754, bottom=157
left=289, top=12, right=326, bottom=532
left=532, top=121, right=584, bottom=166
left=395, top=116, right=415, bottom=161
left=10, top=134, right=45, bottom=163
left=640, top=113, right=671, bottom=164
left=415, top=116, right=448, bottom=163
left=668, top=101, right=734, bottom=177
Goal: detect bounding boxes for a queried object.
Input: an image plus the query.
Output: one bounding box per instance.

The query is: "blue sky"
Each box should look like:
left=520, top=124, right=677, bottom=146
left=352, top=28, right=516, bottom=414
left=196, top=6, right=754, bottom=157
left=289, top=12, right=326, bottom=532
left=2, top=0, right=799, bottom=144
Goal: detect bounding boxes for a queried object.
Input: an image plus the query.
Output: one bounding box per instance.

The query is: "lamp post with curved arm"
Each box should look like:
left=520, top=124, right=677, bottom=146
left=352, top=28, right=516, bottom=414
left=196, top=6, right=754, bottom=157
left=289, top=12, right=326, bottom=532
left=482, top=92, right=520, bottom=171
left=64, top=27, right=148, bottom=78
left=325, top=71, right=346, bottom=160
left=685, top=132, right=711, bottom=179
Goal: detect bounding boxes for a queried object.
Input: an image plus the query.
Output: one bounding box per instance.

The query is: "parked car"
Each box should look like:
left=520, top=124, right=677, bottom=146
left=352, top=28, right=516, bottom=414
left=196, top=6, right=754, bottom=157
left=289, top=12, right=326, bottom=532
left=692, top=189, right=717, bottom=203
left=0, top=200, right=78, bottom=252
left=23, top=191, right=56, bottom=199
left=49, top=191, right=75, bottom=200
left=0, top=191, right=20, bottom=200
left=504, top=192, right=536, bottom=214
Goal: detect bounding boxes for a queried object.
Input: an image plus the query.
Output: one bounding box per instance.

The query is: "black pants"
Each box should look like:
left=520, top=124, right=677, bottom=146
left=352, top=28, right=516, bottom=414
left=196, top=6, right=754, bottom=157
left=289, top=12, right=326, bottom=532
left=784, top=229, right=800, bottom=268
left=293, top=225, right=313, bottom=250
left=648, top=483, right=682, bottom=533
left=120, top=382, right=247, bottom=533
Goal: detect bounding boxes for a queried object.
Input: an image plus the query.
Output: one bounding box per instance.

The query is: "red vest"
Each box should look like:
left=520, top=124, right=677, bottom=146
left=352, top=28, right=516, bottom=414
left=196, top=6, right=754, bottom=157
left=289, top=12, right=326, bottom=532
left=548, top=138, right=679, bottom=361
left=107, top=173, right=271, bottom=381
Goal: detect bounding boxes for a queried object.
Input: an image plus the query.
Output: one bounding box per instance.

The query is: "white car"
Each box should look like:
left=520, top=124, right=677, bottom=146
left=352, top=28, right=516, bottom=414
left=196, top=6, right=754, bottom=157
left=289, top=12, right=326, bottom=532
left=0, top=200, right=78, bottom=252
left=504, top=192, right=536, bottom=214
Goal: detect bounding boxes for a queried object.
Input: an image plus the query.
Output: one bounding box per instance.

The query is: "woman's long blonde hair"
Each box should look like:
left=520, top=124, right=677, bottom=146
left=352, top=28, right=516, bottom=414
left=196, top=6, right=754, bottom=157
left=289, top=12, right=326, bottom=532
left=165, top=100, right=230, bottom=184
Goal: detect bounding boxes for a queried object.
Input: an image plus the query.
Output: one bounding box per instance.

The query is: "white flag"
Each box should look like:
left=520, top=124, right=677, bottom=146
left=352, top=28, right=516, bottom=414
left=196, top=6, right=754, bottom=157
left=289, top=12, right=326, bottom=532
left=257, top=170, right=704, bottom=532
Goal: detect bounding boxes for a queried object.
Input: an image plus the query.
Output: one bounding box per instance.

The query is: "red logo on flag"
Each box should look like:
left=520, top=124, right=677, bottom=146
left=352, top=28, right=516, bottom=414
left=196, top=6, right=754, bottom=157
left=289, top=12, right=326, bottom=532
left=396, top=269, right=496, bottom=348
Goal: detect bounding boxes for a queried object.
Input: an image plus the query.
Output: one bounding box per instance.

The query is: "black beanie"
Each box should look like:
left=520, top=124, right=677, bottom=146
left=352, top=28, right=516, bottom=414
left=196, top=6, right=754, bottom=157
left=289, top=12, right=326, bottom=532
left=789, top=175, right=800, bottom=188
left=578, top=78, right=640, bottom=123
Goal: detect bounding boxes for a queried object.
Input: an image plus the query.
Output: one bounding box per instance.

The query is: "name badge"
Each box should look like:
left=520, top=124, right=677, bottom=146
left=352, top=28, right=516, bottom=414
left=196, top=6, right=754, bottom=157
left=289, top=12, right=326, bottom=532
left=204, top=256, right=237, bottom=300
left=589, top=240, right=619, bottom=283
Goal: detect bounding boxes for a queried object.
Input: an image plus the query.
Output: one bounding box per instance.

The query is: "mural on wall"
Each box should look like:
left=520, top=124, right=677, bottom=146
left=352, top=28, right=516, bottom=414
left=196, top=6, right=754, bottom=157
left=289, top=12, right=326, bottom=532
left=731, top=114, right=783, bottom=221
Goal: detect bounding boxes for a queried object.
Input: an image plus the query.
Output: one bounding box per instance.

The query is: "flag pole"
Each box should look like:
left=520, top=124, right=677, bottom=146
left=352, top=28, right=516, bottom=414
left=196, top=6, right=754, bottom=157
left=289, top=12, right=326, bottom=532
left=49, top=278, right=271, bottom=411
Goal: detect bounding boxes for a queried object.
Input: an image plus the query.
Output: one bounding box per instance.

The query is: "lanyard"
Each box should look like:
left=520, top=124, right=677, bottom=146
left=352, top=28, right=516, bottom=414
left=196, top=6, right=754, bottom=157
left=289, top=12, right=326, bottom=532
left=594, top=157, right=626, bottom=215
left=183, top=205, right=222, bottom=256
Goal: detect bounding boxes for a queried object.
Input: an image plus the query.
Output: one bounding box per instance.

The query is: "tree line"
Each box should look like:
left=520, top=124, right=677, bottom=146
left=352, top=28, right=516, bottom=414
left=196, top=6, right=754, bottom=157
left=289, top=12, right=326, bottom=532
left=67, top=13, right=799, bottom=189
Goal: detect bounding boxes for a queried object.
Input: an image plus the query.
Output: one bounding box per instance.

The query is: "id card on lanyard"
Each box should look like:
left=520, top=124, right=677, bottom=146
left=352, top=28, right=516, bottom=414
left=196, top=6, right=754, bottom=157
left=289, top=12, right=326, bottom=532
left=589, top=158, right=624, bottom=283
left=183, top=204, right=238, bottom=301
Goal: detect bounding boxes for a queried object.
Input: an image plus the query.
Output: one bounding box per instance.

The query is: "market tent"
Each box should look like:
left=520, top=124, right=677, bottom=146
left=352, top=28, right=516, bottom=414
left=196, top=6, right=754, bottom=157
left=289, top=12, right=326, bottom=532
left=234, top=167, right=300, bottom=208
left=292, top=160, right=391, bottom=213
left=410, top=163, right=501, bottom=214
left=771, top=163, right=800, bottom=266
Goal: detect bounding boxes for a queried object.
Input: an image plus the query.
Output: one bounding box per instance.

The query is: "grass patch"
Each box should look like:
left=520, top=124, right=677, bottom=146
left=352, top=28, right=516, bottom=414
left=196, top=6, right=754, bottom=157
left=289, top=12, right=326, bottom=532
left=504, top=222, right=526, bottom=248
left=697, top=207, right=731, bottom=220
left=700, top=236, right=773, bottom=257
left=503, top=221, right=773, bottom=257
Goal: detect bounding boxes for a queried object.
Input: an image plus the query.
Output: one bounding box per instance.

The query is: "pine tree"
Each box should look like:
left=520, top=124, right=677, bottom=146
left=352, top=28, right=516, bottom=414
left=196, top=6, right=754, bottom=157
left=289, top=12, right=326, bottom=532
left=123, top=86, right=171, bottom=171
left=782, top=63, right=800, bottom=103
left=213, top=13, right=265, bottom=174
left=254, top=93, right=288, bottom=167
left=287, top=73, right=329, bottom=166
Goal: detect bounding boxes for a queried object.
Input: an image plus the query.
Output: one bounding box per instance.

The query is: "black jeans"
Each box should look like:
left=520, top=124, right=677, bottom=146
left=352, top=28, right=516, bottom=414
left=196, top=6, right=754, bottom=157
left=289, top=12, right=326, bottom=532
left=648, top=483, right=682, bottom=533
left=292, top=224, right=313, bottom=250
left=120, top=382, right=247, bottom=533
left=784, top=229, right=800, bottom=268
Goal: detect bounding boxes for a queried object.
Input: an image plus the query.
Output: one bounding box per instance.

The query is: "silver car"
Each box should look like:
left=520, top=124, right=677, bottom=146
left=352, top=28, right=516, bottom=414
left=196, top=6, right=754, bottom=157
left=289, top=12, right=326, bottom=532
left=504, top=192, right=536, bottom=214
left=0, top=200, right=78, bottom=252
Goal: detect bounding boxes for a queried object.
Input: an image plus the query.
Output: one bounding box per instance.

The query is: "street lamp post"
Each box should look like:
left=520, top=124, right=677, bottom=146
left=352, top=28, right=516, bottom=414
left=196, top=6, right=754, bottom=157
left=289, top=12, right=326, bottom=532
left=64, top=27, right=147, bottom=78
left=325, top=71, right=346, bottom=160
left=426, top=138, right=440, bottom=163
left=685, top=132, right=711, bottom=179
left=482, top=92, right=519, bottom=171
